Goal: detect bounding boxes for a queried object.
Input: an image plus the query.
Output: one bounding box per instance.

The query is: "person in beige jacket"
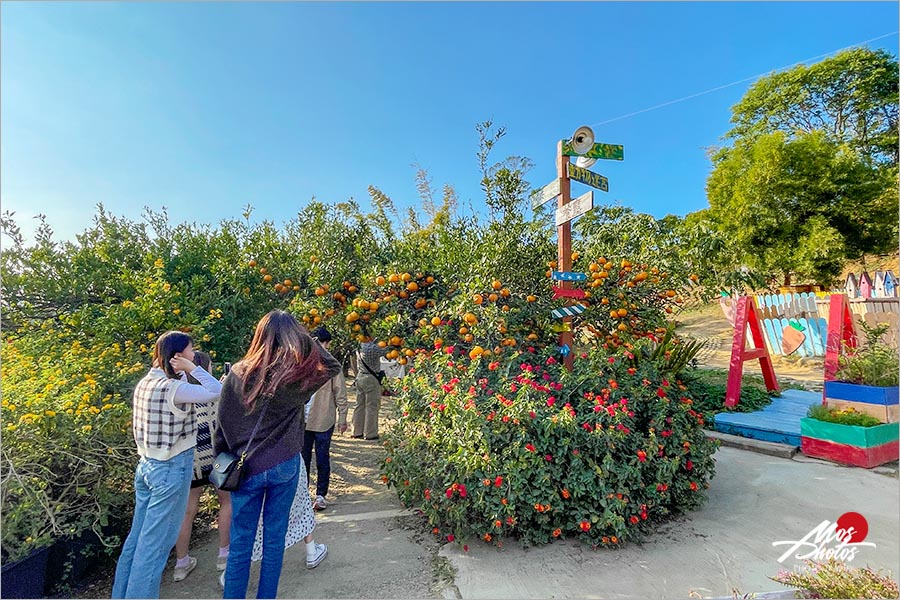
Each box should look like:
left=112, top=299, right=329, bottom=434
left=302, top=327, right=349, bottom=511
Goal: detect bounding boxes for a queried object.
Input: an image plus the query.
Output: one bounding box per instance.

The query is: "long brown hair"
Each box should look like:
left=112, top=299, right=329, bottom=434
left=237, top=310, right=326, bottom=412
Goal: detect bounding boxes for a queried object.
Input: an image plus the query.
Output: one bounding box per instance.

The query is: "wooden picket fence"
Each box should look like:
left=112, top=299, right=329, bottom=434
left=744, top=292, right=900, bottom=357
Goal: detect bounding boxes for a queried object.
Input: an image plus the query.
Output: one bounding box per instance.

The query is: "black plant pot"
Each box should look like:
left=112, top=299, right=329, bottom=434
left=45, top=532, right=107, bottom=594
left=1, top=545, right=51, bottom=599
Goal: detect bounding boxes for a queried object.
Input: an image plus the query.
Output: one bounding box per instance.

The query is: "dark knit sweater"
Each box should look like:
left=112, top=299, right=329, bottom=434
left=214, top=343, right=341, bottom=478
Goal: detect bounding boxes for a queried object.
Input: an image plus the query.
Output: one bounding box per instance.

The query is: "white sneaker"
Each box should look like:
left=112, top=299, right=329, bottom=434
left=306, top=542, right=327, bottom=569
left=219, top=570, right=226, bottom=589
left=173, top=556, right=197, bottom=582
left=313, top=495, right=327, bottom=511
left=217, top=553, right=228, bottom=571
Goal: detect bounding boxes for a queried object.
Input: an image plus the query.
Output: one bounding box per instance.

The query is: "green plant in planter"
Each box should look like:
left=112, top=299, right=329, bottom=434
left=835, top=322, right=899, bottom=387
left=808, top=404, right=883, bottom=428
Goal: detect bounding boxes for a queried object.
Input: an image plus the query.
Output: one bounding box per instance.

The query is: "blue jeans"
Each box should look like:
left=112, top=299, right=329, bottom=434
left=224, top=454, right=301, bottom=599
left=111, top=448, right=194, bottom=599
left=301, top=427, right=334, bottom=498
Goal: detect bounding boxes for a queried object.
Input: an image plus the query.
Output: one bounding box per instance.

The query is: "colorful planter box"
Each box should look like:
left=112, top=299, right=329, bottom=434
left=800, top=417, right=899, bottom=468
left=823, top=381, right=900, bottom=423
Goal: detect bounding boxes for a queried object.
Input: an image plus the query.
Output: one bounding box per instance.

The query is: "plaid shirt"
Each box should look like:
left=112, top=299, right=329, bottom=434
left=133, top=369, right=197, bottom=461
left=358, top=342, right=387, bottom=377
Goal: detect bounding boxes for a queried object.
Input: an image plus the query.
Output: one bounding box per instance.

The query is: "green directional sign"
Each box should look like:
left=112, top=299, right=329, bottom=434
left=567, top=163, right=608, bottom=192
left=561, top=140, right=624, bottom=161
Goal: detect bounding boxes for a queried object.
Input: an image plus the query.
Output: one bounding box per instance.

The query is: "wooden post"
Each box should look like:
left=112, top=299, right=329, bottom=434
left=556, top=140, right=574, bottom=370
left=823, top=293, right=858, bottom=386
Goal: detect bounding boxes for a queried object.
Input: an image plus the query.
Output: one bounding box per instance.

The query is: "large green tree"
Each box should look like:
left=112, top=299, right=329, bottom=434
left=706, top=48, right=899, bottom=286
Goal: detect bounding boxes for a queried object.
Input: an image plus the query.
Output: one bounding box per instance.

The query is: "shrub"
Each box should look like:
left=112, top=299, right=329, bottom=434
left=381, top=340, right=717, bottom=548
left=771, top=558, right=899, bottom=599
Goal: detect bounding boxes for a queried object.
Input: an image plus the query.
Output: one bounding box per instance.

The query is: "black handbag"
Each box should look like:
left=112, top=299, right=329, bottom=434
left=210, top=400, right=269, bottom=492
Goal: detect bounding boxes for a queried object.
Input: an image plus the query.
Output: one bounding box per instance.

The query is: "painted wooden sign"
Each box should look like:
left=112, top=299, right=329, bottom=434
left=561, top=140, right=624, bottom=161
left=555, top=191, right=593, bottom=227
left=567, top=163, right=608, bottom=192
left=552, top=287, right=587, bottom=300
left=531, top=178, right=561, bottom=209
left=551, top=304, right=586, bottom=319
left=781, top=322, right=806, bottom=355
left=551, top=271, right=587, bottom=282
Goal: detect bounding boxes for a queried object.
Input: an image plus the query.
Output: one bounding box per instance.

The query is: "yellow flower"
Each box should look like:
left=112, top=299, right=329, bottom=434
left=44, top=410, right=56, bottom=417
left=172, top=308, right=181, bottom=315
left=154, top=258, right=164, bottom=268
left=7, top=404, right=15, bottom=412
left=89, top=406, right=101, bottom=415
left=81, top=425, right=93, bottom=433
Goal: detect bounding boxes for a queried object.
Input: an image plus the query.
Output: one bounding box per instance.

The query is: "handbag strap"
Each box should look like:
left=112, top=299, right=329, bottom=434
left=360, top=358, right=380, bottom=378
left=237, top=398, right=270, bottom=468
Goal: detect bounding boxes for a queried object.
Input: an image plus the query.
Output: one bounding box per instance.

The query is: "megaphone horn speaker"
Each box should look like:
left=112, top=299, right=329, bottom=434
left=570, top=126, right=595, bottom=155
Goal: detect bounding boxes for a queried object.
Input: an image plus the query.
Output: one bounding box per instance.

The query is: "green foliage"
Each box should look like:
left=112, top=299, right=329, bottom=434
left=771, top=558, right=899, bottom=599
left=835, top=322, right=900, bottom=387
left=705, top=48, right=899, bottom=287
left=707, top=131, right=898, bottom=286
left=381, top=342, right=717, bottom=548
left=807, top=404, right=883, bottom=428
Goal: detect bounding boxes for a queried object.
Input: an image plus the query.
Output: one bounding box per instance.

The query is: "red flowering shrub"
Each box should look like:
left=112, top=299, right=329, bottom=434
left=382, top=340, right=717, bottom=548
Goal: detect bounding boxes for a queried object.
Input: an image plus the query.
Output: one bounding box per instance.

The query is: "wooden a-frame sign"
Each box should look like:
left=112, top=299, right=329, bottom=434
left=725, top=296, right=780, bottom=407
left=823, top=293, right=858, bottom=384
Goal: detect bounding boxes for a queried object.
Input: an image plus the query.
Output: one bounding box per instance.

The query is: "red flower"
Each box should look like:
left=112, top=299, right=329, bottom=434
left=627, top=367, right=636, bottom=375
left=447, top=534, right=455, bottom=542
left=561, top=488, right=571, bottom=499
left=529, top=411, right=537, bottom=419
left=544, top=454, right=553, bottom=462
left=446, top=488, right=454, bottom=498
left=546, top=357, right=557, bottom=365
left=494, top=476, right=503, bottom=487
left=582, top=422, right=594, bottom=432
left=685, top=460, right=693, bottom=471
left=459, top=484, right=467, bottom=498
left=661, top=430, right=673, bottom=437
left=525, top=443, right=536, bottom=452
left=580, top=521, right=591, bottom=532
left=501, top=415, right=509, bottom=423
left=656, top=484, right=668, bottom=493
left=488, top=361, right=500, bottom=371
left=689, top=482, right=698, bottom=491
left=608, top=357, right=615, bottom=364
left=424, top=489, right=431, bottom=500
left=546, top=396, right=556, bottom=407
left=637, top=450, right=647, bottom=462
left=552, top=528, right=562, bottom=537
left=656, top=388, right=667, bottom=398
left=463, top=544, right=469, bottom=551
left=630, top=516, right=639, bottom=524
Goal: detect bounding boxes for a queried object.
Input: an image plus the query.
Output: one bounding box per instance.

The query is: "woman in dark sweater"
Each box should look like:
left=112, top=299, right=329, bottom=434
left=215, top=310, right=341, bottom=599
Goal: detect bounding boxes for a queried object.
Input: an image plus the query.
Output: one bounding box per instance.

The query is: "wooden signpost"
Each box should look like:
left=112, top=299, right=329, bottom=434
left=535, top=129, right=624, bottom=370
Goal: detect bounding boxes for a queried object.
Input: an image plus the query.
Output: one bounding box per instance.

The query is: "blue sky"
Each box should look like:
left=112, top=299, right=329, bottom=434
left=2, top=2, right=897, bottom=242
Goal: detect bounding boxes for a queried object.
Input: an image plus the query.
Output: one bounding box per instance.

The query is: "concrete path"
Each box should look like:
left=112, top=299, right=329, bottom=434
left=441, top=446, right=900, bottom=599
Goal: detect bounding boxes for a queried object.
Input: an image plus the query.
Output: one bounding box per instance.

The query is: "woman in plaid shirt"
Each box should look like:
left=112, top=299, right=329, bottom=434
left=112, top=331, right=222, bottom=599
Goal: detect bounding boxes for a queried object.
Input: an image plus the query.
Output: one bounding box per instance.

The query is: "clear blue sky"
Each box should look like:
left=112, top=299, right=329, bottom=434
left=2, top=1, right=897, bottom=242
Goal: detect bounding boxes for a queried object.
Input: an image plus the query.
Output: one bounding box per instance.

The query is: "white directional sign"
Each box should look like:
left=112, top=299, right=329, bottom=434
left=555, top=191, right=593, bottom=227
left=531, top=178, right=561, bottom=209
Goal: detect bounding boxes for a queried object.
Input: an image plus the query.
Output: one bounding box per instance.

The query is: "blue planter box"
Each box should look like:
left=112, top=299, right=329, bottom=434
left=824, top=381, right=899, bottom=406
